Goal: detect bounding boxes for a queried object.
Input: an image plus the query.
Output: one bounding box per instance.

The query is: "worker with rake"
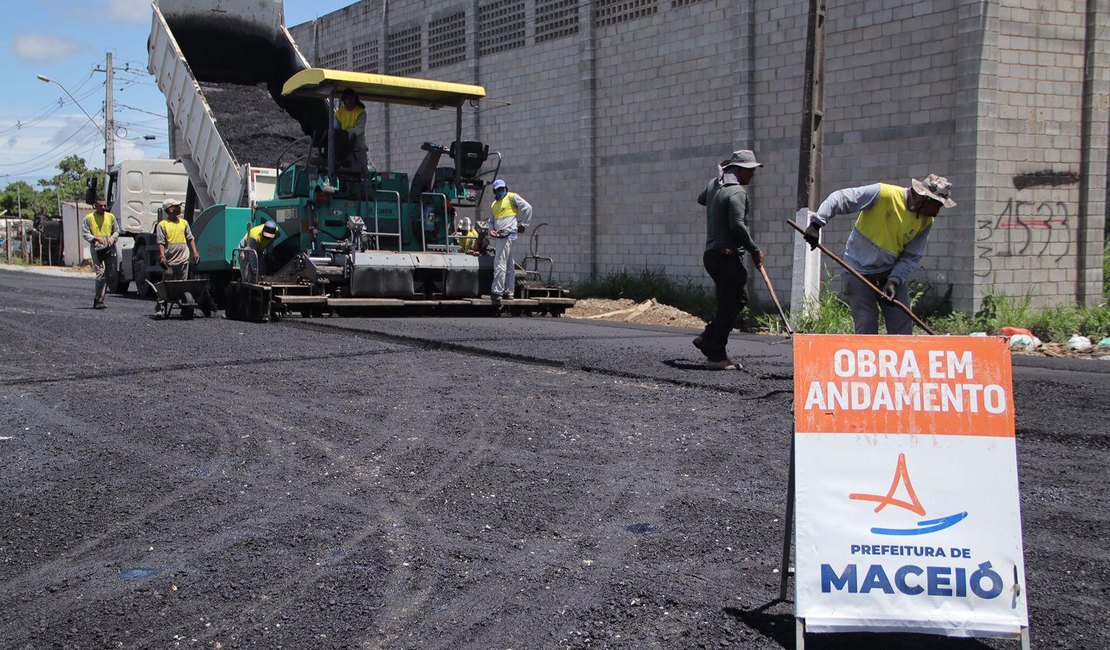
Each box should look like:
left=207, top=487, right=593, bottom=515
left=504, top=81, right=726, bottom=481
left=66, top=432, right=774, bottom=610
left=802, top=174, right=956, bottom=334
left=694, top=150, right=766, bottom=370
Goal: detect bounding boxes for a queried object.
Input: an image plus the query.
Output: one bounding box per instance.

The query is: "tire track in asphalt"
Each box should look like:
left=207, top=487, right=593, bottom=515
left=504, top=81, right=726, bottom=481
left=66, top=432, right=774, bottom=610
left=131, top=365, right=500, bottom=647
left=281, top=319, right=794, bottom=401
left=0, top=348, right=405, bottom=387
left=0, top=387, right=240, bottom=609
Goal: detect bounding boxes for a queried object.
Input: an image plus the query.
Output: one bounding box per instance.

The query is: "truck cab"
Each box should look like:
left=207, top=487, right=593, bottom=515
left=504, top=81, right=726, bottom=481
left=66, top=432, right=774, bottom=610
left=104, top=159, right=189, bottom=295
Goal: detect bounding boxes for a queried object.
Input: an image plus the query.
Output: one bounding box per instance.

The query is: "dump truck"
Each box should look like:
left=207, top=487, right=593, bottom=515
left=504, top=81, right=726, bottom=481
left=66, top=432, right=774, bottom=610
left=148, top=0, right=573, bottom=320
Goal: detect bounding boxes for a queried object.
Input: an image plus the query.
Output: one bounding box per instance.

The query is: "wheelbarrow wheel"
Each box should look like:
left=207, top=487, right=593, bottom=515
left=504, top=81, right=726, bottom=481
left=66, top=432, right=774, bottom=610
left=199, top=290, right=214, bottom=318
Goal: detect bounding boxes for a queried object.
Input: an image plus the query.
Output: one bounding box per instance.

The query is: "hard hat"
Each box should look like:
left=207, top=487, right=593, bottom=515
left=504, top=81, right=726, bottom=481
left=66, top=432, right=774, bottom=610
left=491, top=179, right=507, bottom=191
left=457, top=217, right=472, bottom=231
left=261, top=221, right=278, bottom=238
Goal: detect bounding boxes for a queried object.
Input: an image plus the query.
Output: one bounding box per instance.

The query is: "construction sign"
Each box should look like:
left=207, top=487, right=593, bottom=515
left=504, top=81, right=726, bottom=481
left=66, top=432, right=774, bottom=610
left=793, top=334, right=1029, bottom=638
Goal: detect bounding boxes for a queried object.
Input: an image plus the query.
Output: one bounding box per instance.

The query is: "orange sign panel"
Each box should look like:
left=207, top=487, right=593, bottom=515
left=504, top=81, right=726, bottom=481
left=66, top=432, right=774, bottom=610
left=794, top=335, right=1014, bottom=437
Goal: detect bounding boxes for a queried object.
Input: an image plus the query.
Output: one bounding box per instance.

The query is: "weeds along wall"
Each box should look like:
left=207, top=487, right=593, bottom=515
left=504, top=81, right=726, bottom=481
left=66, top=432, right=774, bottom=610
left=290, top=0, right=1109, bottom=311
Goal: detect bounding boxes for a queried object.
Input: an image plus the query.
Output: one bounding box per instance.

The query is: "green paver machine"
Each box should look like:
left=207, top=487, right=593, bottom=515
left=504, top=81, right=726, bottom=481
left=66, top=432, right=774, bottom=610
left=191, top=68, right=574, bottom=322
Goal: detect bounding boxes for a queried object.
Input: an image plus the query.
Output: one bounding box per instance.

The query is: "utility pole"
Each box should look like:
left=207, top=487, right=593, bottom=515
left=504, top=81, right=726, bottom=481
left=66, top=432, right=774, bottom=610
left=104, top=52, right=115, bottom=194
left=790, top=0, right=827, bottom=317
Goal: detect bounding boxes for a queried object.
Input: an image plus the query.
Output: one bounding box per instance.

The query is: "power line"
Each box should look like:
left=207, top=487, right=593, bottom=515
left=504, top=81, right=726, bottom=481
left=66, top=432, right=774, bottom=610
left=0, top=112, right=104, bottom=167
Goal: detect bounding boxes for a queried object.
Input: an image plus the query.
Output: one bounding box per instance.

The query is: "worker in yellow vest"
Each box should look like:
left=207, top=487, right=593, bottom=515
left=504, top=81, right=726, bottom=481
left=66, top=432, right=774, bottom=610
left=81, top=199, right=118, bottom=309
left=487, top=179, right=532, bottom=302
left=237, top=221, right=279, bottom=282
left=154, top=198, right=200, bottom=315
left=802, top=174, right=956, bottom=334
left=335, top=87, right=370, bottom=171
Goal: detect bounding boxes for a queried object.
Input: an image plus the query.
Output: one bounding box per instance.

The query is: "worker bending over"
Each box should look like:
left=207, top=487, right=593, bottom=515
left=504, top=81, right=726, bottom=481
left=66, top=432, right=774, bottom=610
left=154, top=198, right=200, bottom=316
left=238, top=221, right=279, bottom=282
left=81, top=199, right=118, bottom=310
left=803, top=174, right=956, bottom=334
left=335, top=87, right=371, bottom=172
left=487, top=179, right=532, bottom=302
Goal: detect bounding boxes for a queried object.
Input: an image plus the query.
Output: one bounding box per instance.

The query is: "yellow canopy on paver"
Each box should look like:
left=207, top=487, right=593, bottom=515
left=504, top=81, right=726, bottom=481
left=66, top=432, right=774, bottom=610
left=282, top=68, right=486, bottom=108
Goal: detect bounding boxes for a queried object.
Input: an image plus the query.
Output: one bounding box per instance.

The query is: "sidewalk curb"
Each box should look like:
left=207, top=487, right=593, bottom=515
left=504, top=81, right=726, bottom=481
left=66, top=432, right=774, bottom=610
left=0, top=264, right=94, bottom=280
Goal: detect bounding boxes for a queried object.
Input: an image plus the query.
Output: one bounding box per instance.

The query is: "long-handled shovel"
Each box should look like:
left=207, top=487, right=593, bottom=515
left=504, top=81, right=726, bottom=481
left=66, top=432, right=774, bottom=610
left=757, top=263, right=794, bottom=335
left=786, top=220, right=937, bottom=335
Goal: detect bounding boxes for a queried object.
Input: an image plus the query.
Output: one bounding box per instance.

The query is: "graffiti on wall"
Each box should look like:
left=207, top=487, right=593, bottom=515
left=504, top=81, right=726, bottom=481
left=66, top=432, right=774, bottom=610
left=973, top=170, right=1079, bottom=277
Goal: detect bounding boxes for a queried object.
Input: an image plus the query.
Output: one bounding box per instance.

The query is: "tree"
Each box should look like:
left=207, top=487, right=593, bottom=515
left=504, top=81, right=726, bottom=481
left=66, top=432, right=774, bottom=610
left=38, top=155, right=104, bottom=207
left=0, top=181, right=46, bottom=218
left=1, top=156, right=105, bottom=217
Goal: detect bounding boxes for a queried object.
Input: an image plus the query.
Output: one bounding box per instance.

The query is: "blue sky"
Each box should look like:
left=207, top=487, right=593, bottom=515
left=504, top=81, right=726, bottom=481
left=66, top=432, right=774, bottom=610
left=0, top=0, right=355, bottom=189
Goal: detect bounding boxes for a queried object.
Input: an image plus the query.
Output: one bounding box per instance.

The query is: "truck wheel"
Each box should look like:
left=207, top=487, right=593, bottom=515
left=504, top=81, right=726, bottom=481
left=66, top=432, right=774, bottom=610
left=108, top=263, right=129, bottom=294
left=134, top=255, right=153, bottom=299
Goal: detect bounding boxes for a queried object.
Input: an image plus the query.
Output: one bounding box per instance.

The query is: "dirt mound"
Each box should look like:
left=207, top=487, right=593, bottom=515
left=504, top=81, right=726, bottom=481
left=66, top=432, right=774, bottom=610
left=566, top=298, right=705, bottom=328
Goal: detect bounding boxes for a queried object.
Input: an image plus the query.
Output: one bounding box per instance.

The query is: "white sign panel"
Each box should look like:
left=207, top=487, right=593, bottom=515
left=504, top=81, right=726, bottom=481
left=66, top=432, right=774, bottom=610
left=793, top=335, right=1029, bottom=638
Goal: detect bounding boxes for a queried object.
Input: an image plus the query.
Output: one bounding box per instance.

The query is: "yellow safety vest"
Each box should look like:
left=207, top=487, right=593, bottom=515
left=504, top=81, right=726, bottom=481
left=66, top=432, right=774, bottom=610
left=458, top=228, right=478, bottom=252
left=85, top=211, right=115, bottom=236
left=158, top=219, right=189, bottom=245
left=854, top=183, right=934, bottom=255
left=248, top=224, right=274, bottom=248
left=491, top=192, right=520, bottom=220
left=335, top=105, right=365, bottom=131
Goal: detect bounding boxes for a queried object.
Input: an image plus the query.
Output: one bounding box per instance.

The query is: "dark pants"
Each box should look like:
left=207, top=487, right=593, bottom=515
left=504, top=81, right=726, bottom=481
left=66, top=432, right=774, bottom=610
left=700, top=249, right=749, bottom=361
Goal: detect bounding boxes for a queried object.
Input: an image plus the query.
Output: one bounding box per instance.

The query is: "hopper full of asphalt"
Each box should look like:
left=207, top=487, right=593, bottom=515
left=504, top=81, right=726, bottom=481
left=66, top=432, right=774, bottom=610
left=0, top=269, right=1107, bottom=649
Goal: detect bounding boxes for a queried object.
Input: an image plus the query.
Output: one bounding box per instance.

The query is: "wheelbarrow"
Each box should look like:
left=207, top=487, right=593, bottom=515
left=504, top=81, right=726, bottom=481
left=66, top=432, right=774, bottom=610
left=146, top=278, right=215, bottom=320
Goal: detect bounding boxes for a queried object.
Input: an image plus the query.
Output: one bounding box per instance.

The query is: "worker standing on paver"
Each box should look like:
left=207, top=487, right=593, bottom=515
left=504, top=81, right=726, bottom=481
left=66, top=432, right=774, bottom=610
left=487, top=179, right=532, bottom=302
left=238, top=220, right=279, bottom=282
left=81, top=199, right=118, bottom=310
left=693, top=150, right=765, bottom=370
left=155, top=198, right=200, bottom=316
left=335, top=87, right=370, bottom=172
left=802, top=174, right=956, bottom=334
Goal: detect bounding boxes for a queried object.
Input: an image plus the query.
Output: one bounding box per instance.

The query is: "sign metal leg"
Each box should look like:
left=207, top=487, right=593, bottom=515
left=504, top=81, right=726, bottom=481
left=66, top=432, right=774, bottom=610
left=779, top=432, right=796, bottom=601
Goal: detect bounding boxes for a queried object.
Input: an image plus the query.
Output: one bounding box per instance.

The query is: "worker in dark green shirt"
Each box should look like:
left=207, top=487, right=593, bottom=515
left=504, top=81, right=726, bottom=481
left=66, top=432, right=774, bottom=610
left=693, top=150, right=766, bottom=371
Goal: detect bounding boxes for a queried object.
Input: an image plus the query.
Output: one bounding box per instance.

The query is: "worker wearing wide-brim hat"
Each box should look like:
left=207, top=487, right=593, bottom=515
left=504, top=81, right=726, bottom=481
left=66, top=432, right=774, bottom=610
left=693, top=149, right=766, bottom=371
left=802, top=173, right=956, bottom=335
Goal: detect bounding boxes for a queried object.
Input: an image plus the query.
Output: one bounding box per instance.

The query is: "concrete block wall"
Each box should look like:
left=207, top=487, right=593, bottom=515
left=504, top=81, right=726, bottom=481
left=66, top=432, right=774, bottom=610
left=288, top=0, right=1107, bottom=310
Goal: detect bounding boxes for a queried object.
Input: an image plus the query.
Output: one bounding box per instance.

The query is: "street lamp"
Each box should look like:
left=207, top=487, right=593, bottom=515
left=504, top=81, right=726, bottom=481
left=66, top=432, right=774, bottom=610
left=37, top=73, right=110, bottom=205
left=36, top=74, right=106, bottom=138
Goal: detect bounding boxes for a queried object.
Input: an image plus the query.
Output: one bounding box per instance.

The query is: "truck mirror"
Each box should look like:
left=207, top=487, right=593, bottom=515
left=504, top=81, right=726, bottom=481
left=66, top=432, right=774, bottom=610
left=84, top=177, right=98, bottom=205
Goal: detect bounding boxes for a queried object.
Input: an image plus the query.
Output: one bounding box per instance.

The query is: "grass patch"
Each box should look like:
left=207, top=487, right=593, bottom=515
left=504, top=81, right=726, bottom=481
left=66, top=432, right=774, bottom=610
left=574, top=268, right=1110, bottom=344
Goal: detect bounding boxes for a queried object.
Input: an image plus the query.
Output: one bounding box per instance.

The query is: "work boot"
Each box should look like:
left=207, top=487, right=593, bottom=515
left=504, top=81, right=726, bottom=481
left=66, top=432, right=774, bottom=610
left=94, top=301, right=106, bottom=310
left=501, top=292, right=513, bottom=301
left=692, top=336, right=709, bottom=354
left=705, top=358, right=741, bottom=371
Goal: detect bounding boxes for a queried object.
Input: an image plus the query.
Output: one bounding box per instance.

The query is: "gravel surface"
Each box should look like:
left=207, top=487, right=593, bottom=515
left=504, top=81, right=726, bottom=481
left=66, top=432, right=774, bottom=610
left=0, top=268, right=1107, bottom=649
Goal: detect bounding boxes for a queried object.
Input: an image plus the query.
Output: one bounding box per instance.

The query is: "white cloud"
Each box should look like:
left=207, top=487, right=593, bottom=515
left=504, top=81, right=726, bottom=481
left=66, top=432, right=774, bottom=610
left=106, top=0, right=152, bottom=23
left=114, top=139, right=150, bottom=161
left=12, top=33, right=84, bottom=64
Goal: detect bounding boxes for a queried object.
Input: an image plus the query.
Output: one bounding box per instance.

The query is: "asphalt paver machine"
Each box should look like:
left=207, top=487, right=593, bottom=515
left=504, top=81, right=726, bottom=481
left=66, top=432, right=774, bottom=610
left=191, top=69, right=574, bottom=322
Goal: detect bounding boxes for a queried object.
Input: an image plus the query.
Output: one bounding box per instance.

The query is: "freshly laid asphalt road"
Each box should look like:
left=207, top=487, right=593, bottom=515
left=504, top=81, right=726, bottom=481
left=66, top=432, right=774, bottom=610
left=0, top=268, right=1107, bottom=649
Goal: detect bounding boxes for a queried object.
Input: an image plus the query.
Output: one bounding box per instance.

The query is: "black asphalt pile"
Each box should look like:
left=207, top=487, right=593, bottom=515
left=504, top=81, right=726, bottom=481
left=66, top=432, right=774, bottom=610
left=0, top=269, right=1107, bottom=650
left=167, top=13, right=330, bottom=157
left=200, top=82, right=310, bottom=169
